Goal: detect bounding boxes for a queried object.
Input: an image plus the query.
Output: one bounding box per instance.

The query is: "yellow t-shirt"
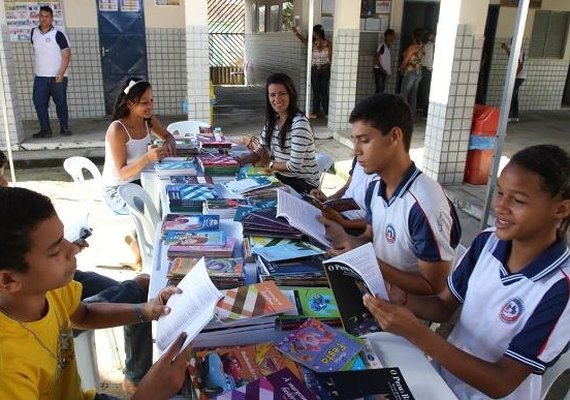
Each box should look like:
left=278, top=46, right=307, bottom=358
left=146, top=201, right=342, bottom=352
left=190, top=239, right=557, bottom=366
left=0, top=280, right=96, bottom=400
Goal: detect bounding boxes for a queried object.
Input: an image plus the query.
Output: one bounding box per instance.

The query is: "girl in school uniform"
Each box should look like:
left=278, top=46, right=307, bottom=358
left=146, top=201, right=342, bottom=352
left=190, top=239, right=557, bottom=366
left=364, top=144, right=570, bottom=400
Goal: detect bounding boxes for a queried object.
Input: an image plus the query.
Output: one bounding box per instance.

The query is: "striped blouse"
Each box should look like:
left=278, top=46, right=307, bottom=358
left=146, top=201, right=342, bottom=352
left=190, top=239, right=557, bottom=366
left=260, top=113, right=319, bottom=187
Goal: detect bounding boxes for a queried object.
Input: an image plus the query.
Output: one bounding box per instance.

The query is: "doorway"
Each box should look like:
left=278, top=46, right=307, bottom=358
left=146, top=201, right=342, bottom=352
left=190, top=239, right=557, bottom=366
left=476, top=5, right=499, bottom=105
left=563, top=66, right=570, bottom=107
left=96, top=0, right=149, bottom=115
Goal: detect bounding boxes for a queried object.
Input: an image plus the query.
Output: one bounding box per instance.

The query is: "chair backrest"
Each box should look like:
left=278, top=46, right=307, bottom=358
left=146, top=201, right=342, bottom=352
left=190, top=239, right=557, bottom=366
left=63, top=156, right=102, bottom=183
left=315, top=152, right=334, bottom=186
left=167, top=120, right=211, bottom=137
left=118, top=183, right=161, bottom=273
left=541, top=350, right=570, bottom=400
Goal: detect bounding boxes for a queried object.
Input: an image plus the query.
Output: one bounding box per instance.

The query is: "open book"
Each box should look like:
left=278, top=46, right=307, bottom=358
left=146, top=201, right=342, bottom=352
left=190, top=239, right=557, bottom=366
left=323, top=243, right=388, bottom=336
left=156, top=258, right=224, bottom=352
left=276, top=189, right=330, bottom=247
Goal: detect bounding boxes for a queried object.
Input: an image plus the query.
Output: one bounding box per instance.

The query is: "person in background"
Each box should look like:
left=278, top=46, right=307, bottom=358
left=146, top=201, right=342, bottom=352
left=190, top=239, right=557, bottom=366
left=0, top=186, right=190, bottom=400
left=417, top=30, right=435, bottom=117
left=31, top=5, right=72, bottom=138
left=399, top=28, right=424, bottom=117
left=293, top=24, right=332, bottom=119
left=0, top=150, right=7, bottom=187
left=501, top=39, right=526, bottom=123
left=364, top=144, right=570, bottom=400
left=320, top=93, right=461, bottom=296
left=102, top=77, right=176, bottom=215
left=373, top=29, right=396, bottom=94
left=237, top=73, right=319, bottom=194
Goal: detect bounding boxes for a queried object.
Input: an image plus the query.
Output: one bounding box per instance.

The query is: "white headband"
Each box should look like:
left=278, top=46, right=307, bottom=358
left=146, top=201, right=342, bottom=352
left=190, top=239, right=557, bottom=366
left=123, top=80, right=145, bottom=95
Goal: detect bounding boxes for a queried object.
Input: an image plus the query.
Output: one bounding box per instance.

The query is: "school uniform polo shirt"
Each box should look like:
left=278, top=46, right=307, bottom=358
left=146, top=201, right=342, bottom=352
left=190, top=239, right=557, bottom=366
left=365, top=163, right=461, bottom=273
left=441, top=229, right=570, bottom=400
left=31, top=26, right=70, bottom=77
left=342, top=158, right=378, bottom=220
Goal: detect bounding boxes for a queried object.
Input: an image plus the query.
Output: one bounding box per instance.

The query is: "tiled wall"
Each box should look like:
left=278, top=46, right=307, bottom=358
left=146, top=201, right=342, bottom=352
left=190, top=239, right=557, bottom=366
left=244, top=32, right=307, bottom=110
left=0, top=25, right=23, bottom=148
left=424, top=24, right=483, bottom=185
left=185, top=26, right=210, bottom=123
left=328, top=29, right=360, bottom=136
left=486, top=38, right=569, bottom=110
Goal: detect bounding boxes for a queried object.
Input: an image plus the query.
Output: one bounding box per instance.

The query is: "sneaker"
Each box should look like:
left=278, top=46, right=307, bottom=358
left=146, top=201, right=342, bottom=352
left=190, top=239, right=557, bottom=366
left=32, top=130, right=52, bottom=139
left=60, top=127, right=73, bottom=136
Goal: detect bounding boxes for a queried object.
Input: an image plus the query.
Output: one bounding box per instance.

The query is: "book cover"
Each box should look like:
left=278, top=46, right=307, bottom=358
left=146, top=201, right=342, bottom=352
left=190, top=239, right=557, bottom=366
left=155, top=159, right=197, bottom=176
left=301, top=194, right=361, bottom=213
left=170, top=175, right=214, bottom=185
left=313, top=368, right=415, bottom=400
left=259, top=255, right=326, bottom=277
left=168, top=238, right=236, bottom=258
left=253, top=240, right=325, bottom=262
left=166, top=184, right=217, bottom=202
left=213, top=368, right=315, bottom=400
left=281, top=287, right=340, bottom=320
left=163, top=230, right=226, bottom=246
left=276, top=318, right=364, bottom=372
left=238, top=165, right=274, bottom=178
left=162, top=214, right=220, bottom=233
left=198, top=153, right=239, bottom=166
left=215, top=281, right=295, bottom=323
left=223, top=177, right=275, bottom=195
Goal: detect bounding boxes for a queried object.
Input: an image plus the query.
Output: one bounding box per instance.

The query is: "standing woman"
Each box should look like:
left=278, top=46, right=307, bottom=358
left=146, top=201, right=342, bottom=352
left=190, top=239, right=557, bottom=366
left=238, top=73, right=319, bottom=194
left=102, top=77, right=177, bottom=214
left=293, top=24, right=332, bottom=119
left=399, top=28, right=424, bottom=116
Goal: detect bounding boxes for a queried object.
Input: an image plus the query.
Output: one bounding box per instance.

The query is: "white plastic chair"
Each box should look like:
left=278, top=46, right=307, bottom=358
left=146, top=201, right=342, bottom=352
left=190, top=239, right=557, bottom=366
left=541, top=350, right=570, bottom=400
left=63, top=156, right=102, bottom=183
left=74, top=330, right=100, bottom=391
left=315, top=152, right=334, bottom=186
left=167, top=120, right=211, bottom=137
left=118, top=183, right=161, bottom=273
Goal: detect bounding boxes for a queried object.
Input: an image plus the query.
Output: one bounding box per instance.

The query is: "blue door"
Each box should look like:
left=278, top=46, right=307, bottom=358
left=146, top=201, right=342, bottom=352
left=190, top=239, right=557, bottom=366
left=97, top=0, right=148, bottom=114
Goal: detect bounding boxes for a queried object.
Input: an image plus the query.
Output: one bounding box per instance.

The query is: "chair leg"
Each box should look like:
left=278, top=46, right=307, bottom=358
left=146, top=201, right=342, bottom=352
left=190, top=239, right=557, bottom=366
left=106, top=328, right=124, bottom=370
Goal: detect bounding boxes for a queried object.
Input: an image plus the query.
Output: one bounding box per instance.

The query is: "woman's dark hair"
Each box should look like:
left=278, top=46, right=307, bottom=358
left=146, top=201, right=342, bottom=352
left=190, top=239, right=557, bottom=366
left=264, top=73, right=303, bottom=149
left=112, top=77, right=153, bottom=123
left=313, top=24, right=325, bottom=40
left=0, top=187, right=56, bottom=273
left=509, top=144, right=570, bottom=239
left=349, top=93, right=413, bottom=151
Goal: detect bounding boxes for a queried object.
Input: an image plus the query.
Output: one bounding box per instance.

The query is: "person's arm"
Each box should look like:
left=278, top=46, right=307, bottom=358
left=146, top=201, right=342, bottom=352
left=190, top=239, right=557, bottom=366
left=272, top=117, right=312, bottom=173
left=362, top=292, right=532, bottom=398
left=399, top=45, right=415, bottom=74
left=106, top=122, right=166, bottom=181
left=320, top=215, right=372, bottom=254
left=149, top=115, right=177, bottom=157
left=375, top=45, right=387, bottom=74
left=379, top=258, right=450, bottom=295
left=292, top=26, right=308, bottom=46
left=70, top=285, right=180, bottom=329
left=55, top=49, right=70, bottom=83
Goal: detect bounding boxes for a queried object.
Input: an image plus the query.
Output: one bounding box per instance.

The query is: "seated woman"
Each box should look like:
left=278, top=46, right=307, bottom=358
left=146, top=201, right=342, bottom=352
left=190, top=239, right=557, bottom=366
left=238, top=73, right=319, bottom=194
left=102, top=77, right=177, bottom=215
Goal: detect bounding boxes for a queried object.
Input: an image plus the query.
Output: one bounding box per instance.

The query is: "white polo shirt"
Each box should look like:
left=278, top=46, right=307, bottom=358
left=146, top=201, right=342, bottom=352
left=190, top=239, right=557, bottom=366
left=31, top=26, right=70, bottom=77
left=342, top=158, right=377, bottom=220
left=440, top=230, right=570, bottom=400
left=365, top=163, right=461, bottom=272
left=374, top=41, right=392, bottom=75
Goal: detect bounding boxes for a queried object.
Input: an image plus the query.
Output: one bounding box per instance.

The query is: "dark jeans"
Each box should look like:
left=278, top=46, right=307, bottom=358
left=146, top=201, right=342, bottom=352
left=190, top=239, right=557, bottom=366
left=75, top=270, right=152, bottom=384
left=509, top=78, right=525, bottom=118
left=311, top=65, right=330, bottom=115
left=275, top=173, right=317, bottom=194
left=418, top=67, right=432, bottom=116
left=33, top=76, right=69, bottom=132
left=373, top=69, right=387, bottom=93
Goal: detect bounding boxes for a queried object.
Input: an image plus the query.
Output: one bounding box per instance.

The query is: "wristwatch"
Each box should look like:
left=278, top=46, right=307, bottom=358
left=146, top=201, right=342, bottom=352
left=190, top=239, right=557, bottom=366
left=269, top=161, right=275, bottom=169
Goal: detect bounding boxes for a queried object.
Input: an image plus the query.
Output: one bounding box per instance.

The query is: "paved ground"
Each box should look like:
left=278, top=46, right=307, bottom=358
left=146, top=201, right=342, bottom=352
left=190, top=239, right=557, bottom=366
left=3, top=86, right=569, bottom=398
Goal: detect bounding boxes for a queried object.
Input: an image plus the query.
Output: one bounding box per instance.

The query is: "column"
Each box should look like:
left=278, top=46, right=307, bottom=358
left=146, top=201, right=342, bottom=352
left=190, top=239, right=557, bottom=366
left=327, top=0, right=360, bottom=142
left=423, top=0, right=489, bottom=184
left=185, top=0, right=210, bottom=124
left=0, top=0, right=24, bottom=150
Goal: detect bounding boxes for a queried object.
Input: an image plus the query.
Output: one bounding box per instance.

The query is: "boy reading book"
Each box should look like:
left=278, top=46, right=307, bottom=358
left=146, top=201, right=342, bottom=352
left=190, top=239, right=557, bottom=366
left=0, top=186, right=190, bottom=400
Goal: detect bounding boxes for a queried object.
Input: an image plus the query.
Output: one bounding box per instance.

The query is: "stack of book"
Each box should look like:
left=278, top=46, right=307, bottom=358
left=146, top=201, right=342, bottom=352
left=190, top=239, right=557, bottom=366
left=197, top=153, right=239, bottom=176
left=197, top=132, right=233, bottom=150
left=166, top=257, right=245, bottom=289
left=240, top=208, right=303, bottom=239
left=222, top=176, right=277, bottom=195
left=203, top=198, right=249, bottom=220
left=155, top=157, right=197, bottom=178
left=169, top=175, right=213, bottom=185
left=257, top=254, right=328, bottom=286
left=165, top=183, right=217, bottom=213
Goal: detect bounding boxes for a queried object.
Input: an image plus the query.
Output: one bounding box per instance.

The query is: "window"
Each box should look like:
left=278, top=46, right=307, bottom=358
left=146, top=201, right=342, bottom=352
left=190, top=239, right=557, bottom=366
left=258, top=5, right=266, bottom=33
left=252, top=3, right=258, bottom=33
left=269, top=4, right=280, bottom=32
left=529, top=11, right=569, bottom=59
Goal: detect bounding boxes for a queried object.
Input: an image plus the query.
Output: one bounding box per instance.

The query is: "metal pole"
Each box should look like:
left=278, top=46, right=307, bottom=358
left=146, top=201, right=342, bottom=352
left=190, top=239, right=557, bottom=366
left=304, top=0, right=314, bottom=117
left=479, top=0, right=529, bottom=230
left=0, top=33, right=16, bottom=184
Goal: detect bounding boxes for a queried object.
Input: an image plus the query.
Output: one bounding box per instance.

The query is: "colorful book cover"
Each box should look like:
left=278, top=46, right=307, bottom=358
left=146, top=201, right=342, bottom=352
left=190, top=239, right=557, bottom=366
left=162, top=214, right=220, bottom=233
left=168, top=258, right=245, bottom=278
left=276, top=318, right=364, bottom=372
left=166, top=184, right=217, bottom=202
left=198, top=153, right=239, bottom=166
left=170, top=175, right=214, bottom=185
left=260, top=255, right=326, bottom=277
left=215, top=281, right=295, bottom=322
left=253, top=240, right=325, bottom=262
left=163, top=230, right=226, bottom=246
left=167, top=238, right=236, bottom=258
left=238, top=165, right=274, bottom=179
left=281, top=287, right=340, bottom=320
left=213, top=368, right=315, bottom=400
left=155, top=159, right=197, bottom=176
left=223, top=177, right=275, bottom=195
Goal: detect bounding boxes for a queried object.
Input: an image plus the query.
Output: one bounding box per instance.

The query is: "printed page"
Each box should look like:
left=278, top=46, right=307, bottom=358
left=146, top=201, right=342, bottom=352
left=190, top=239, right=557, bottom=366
left=156, top=258, right=224, bottom=352
left=324, top=243, right=388, bottom=300
left=276, top=189, right=330, bottom=247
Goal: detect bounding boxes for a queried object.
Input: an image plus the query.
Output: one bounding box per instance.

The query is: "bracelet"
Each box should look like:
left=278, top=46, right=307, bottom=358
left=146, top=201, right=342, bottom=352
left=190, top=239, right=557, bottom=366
left=134, top=303, right=146, bottom=323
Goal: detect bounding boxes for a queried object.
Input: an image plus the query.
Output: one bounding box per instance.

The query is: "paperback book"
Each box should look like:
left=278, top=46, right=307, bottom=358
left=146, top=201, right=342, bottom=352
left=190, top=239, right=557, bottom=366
left=252, top=238, right=325, bottom=262
left=276, top=318, right=364, bottom=372
left=162, top=230, right=226, bottom=246
left=301, top=194, right=361, bottom=213
left=167, top=257, right=245, bottom=279
left=167, top=238, right=235, bottom=258
left=155, top=158, right=198, bottom=177
left=323, top=243, right=388, bottom=336
left=170, top=175, right=214, bottom=185
left=161, top=214, right=220, bottom=234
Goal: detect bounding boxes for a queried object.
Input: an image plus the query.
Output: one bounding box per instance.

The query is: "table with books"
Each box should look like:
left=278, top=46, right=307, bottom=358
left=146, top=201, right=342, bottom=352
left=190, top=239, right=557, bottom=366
left=145, top=131, right=457, bottom=399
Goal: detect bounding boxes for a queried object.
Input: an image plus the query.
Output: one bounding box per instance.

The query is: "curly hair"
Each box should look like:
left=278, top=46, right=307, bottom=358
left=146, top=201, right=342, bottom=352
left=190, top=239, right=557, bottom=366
left=0, top=187, right=55, bottom=273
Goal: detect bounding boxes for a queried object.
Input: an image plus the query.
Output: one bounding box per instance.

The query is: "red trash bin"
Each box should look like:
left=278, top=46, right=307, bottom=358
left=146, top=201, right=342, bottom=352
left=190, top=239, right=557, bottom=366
left=464, top=105, right=499, bottom=185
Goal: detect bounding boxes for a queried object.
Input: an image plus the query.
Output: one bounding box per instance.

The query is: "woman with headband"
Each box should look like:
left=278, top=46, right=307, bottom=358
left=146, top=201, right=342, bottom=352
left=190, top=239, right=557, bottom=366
left=102, top=77, right=177, bottom=215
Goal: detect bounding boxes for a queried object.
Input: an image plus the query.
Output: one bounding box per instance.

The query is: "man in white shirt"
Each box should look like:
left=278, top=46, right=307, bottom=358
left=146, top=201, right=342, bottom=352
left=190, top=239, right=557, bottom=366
left=373, top=29, right=395, bottom=94
left=418, top=30, right=435, bottom=117
left=501, top=40, right=526, bottom=122
left=31, top=5, right=72, bottom=138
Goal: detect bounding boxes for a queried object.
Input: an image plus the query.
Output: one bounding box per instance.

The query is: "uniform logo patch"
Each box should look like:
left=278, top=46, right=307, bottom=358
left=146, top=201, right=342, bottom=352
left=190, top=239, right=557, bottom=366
left=437, top=211, right=444, bottom=232
left=500, top=297, right=524, bottom=324
left=385, top=224, right=396, bottom=244
left=45, top=38, right=51, bottom=43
